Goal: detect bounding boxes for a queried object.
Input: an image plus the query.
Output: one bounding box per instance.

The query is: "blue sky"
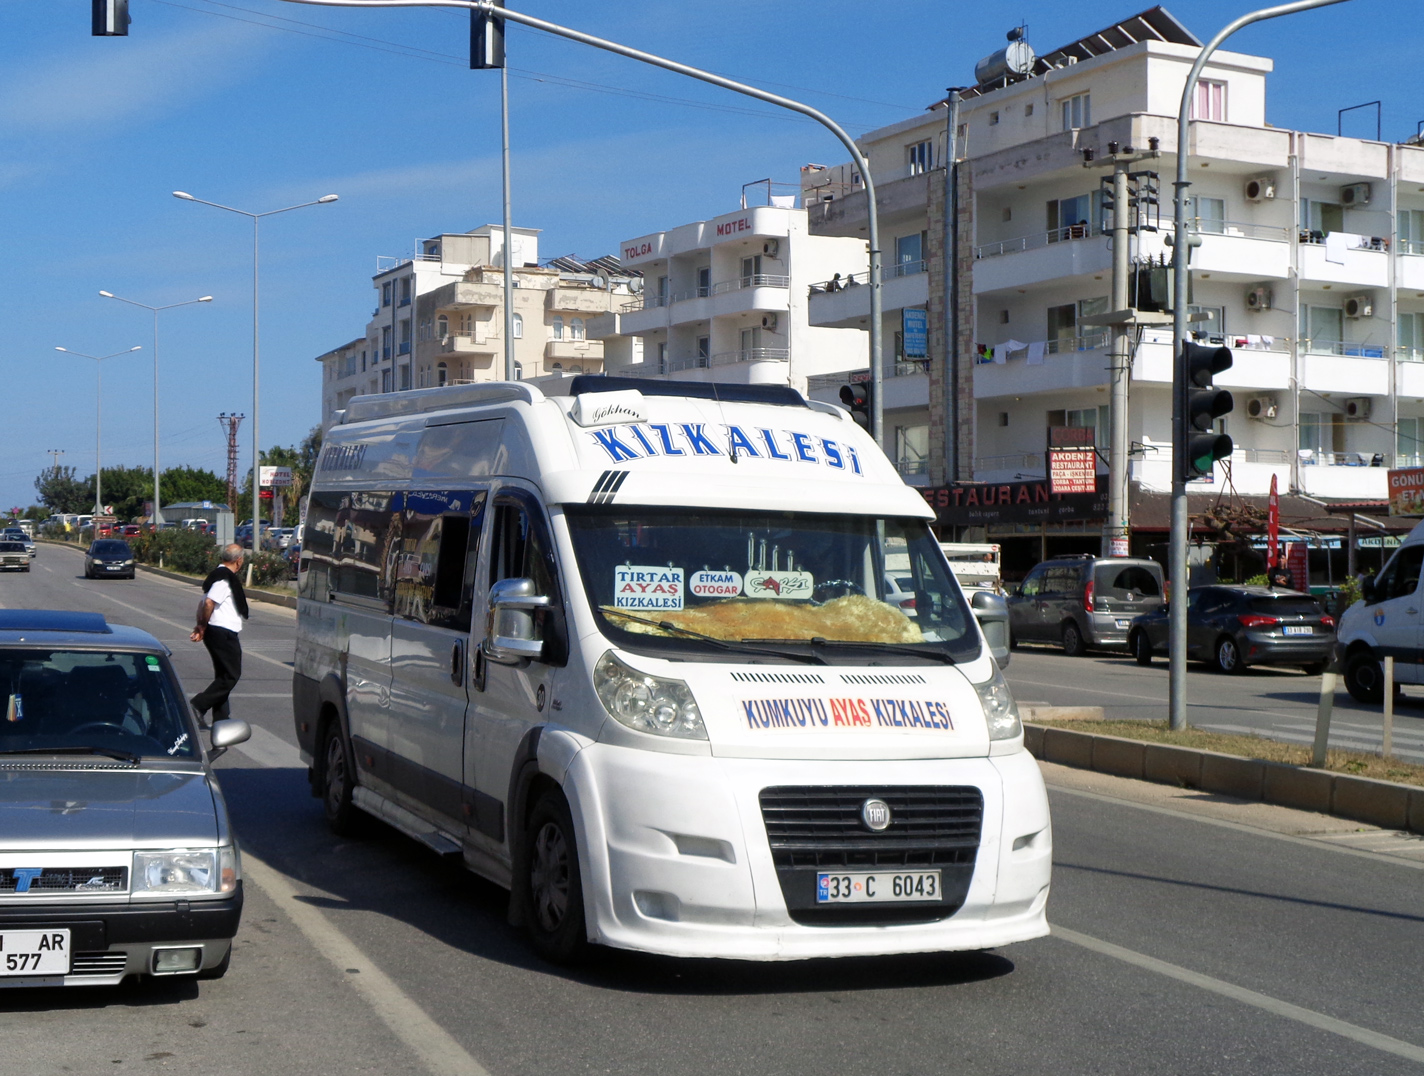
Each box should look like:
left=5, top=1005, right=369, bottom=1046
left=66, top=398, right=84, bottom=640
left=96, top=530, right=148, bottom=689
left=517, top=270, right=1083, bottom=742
left=0, top=0, right=1411, bottom=509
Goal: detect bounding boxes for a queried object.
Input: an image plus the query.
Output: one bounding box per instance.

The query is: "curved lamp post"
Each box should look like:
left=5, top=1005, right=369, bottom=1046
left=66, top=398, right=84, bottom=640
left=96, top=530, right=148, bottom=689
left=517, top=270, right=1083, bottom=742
left=172, top=191, right=337, bottom=581
left=99, top=291, right=213, bottom=528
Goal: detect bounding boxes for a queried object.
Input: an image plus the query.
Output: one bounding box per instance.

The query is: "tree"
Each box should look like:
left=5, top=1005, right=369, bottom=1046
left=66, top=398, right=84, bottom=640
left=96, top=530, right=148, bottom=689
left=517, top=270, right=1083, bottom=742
left=160, top=465, right=227, bottom=507
left=84, top=465, right=154, bottom=521
left=34, top=466, right=89, bottom=514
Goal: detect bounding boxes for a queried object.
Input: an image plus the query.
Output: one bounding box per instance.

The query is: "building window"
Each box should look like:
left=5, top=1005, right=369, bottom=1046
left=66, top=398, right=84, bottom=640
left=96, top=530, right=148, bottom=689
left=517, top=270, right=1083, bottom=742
left=399, top=365, right=411, bottom=391
left=895, top=425, right=929, bottom=475
left=513, top=361, right=523, bottom=379
left=437, top=361, right=448, bottom=386
left=907, top=140, right=933, bottom=176
left=381, top=369, right=392, bottom=392
left=1047, top=193, right=1100, bottom=241
left=437, top=314, right=448, bottom=338
left=399, top=277, right=411, bottom=306
left=895, top=232, right=925, bottom=274
left=512, top=313, right=523, bottom=339
left=551, top=316, right=563, bottom=341
left=1047, top=304, right=1077, bottom=350
left=381, top=325, right=391, bottom=360
left=740, top=254, right=763, bottom=286
left=1399, top=417, right=1421, bottom=466
left=1191, top=196, right=1226, bottom=234
left=571, top=317, right=586, bottom=341
left=1046, top=406, right=1108, bottom=446
left=657, top=276, right=669, bottom=305
left=551, top=362, right=562, bottom=372
left=1192, top=80, right=1227, bottom=122
left=657, top=341, right=667, bottom=374
left=739, top=326, right=763, bottom=360
left=1024, top=102, right=1034, bottom=117
left=1301, top=305, right=1343, bottom=353
left=1299, top=412, right=1326, bottom=454
left=1399, top=210, right=1424, bottom=255
left=988, top=111, right=1000, bottom=126
left=1301, top=199, right=1343, bottom=236
left=1189, top=305, right=1227, bottom=337
left=1061, top=92, right=1090, bottom=131
left=361, top=350, right=367, bottom=372
left=1400, top=312, right=1424, bottom=360
left=697, top=266, right=711, bottom=297
left=398, top=319, right=411, bottom=355
left=696, top=335, right=710, bottom=367
left=382, top=281, right=392, bottom=307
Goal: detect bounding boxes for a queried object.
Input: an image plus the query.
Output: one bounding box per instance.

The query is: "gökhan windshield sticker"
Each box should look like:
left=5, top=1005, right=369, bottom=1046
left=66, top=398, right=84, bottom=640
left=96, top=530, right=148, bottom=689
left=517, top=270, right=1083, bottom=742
left=615, top=565, right=684, bottom=611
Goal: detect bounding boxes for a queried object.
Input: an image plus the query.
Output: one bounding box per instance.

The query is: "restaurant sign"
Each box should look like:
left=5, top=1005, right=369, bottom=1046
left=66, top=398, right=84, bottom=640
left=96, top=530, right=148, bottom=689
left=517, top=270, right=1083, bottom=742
left=920, top=476, right=1106, bottom=526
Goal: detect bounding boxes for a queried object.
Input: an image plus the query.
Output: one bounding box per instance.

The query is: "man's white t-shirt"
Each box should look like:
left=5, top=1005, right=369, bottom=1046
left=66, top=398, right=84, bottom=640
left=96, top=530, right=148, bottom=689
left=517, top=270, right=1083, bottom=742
left=206, top=577, right=244, bottom=633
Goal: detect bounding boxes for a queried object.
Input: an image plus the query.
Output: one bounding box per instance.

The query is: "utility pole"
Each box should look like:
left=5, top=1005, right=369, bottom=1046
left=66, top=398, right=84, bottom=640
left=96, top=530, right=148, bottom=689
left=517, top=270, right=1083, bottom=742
left=1084, top=143, right=1161, bottom=557
left=218, top=413, right=245, bottom=517
left=942, top=88, right=966, bottom=487
left=46, top=449, right=65, bottom=469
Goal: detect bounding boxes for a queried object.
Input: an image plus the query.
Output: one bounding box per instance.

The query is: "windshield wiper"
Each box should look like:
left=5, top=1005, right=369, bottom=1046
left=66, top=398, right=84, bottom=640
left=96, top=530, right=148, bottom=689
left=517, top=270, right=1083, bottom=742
left=0, top=745, right=142, bottom=764
left=746, top=637, right=957, bottom=665
left=605, top=612, right=828, bottom=665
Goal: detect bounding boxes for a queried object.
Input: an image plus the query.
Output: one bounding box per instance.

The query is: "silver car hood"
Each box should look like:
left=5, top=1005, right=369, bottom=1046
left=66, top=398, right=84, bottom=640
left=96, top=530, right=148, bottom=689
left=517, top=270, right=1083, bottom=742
left=0, top=765, right=219, bottom=851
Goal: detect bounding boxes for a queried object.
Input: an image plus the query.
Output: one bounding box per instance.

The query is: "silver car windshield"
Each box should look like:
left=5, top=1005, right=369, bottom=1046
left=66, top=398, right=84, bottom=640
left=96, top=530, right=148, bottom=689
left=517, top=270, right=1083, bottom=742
left=0, top=649, right=196, bottom=759
left=565, top=508, right=979, bottom=664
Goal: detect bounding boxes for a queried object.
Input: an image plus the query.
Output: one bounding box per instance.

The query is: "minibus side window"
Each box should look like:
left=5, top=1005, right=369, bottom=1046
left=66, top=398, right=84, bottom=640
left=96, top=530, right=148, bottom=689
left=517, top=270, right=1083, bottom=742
left=396, top=490, right=486, bottom=630
left=1373, top=545, right=1424, bottom=603
left=488, top=499, right=566, bottom=664
left=333, top=491, right=401, bottom=608
left=300, top=491, right=344, bottom=600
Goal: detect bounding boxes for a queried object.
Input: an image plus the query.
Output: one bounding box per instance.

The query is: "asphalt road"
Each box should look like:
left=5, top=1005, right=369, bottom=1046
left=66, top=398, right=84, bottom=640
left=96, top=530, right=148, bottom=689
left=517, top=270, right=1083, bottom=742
left=1004, top=640, right=1424, bottom=763
left=2, top=544, right=1422, bottom=1076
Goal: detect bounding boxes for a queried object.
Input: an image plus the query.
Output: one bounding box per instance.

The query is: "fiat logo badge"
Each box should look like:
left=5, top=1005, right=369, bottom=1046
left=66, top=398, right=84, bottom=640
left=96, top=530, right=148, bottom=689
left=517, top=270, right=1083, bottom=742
left=860, top=798, right=892, bottom=832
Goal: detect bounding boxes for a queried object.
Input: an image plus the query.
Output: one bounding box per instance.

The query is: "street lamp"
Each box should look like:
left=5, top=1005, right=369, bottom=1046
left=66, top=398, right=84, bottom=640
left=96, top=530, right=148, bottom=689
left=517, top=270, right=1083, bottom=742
left=54, top=346, right=143, bottom=518
left=172, top=190, right=338, bottom=581
left=99, top=290, right=213, bottom=530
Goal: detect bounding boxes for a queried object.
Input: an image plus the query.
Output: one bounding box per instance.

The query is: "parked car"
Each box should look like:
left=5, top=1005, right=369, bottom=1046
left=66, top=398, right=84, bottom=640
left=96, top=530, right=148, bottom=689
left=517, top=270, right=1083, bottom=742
left=1006, top=554, right=1166, bottom=655
left=0, top=541, right=30, bottom=573
left=263, top=527, right=295, bottom=552
left=84, top=539, right=135, bottom=580
left=0, top=608, right=249, bottom=985
left=1127, top=585, right=1335, bottom=674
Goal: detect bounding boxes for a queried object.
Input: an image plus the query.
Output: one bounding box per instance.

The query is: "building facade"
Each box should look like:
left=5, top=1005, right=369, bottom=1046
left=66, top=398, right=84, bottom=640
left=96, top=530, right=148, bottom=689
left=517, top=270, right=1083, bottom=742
left=595, top=199, right=868, bottom=393
left=804, top=5, right=1424, bottom=554
left=316, top=227, right=638, bottom=429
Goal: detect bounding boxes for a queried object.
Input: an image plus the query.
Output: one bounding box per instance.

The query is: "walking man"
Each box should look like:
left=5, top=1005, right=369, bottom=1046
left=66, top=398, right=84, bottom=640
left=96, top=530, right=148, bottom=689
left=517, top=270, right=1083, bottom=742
left=190, top=543, right=250, bottom=722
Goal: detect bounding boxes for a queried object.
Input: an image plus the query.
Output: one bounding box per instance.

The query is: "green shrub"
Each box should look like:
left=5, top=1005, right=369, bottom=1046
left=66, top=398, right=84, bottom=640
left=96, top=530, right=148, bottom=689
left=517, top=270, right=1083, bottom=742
left=128, top=531, right=289, bottom=589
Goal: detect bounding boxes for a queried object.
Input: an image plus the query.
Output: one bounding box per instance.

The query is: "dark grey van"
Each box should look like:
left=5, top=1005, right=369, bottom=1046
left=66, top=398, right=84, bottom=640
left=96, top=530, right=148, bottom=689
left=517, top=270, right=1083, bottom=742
left=1007, top=555, right=1166, bottom=655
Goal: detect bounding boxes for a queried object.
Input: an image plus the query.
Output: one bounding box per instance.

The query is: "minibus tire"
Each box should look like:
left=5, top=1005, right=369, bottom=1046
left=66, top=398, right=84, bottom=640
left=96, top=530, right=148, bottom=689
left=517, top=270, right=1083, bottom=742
left=321, top=722, right=363, bottom=837
left=522, top=789, right=587, bottom=964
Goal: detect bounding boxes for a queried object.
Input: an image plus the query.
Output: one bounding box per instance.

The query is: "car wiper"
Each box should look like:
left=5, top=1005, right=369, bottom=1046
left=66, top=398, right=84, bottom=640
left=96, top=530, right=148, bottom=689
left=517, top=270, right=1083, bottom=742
left=0, top=745, right=142, bottom=764
left=605, top=612, right=828, bottom=665
left=749, top=637, right=957, bottom=665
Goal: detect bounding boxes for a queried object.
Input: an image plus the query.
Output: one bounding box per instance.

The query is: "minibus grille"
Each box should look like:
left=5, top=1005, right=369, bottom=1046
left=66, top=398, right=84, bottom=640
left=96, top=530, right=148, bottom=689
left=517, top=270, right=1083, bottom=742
left=758, top=786, right=983, bottom=926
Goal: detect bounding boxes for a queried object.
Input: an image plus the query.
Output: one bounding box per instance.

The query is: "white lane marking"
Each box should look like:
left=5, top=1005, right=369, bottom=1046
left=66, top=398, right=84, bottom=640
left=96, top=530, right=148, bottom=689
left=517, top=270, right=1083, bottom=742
left=231, top=724, right=305, bottom=769
left=1052, top=925, right=1424, bottom=1064
left=1047, top=784, right=1424, bottom=871
left=70, top=583, right=292, bottom=672
left=241, top=853, right=492, bottom=1076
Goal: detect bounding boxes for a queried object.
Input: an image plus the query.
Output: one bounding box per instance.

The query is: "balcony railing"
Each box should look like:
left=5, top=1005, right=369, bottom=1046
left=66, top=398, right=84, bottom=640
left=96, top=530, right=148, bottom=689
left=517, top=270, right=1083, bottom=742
left=1299, top=231, right=1388, bottom=250
left=896, top=458, right=928, bottom=476
left=1401, top=239, right=1424, bottom=256
left=1301, top=338, right=1386, bottom=358
left=974, top=224, right=1104, bottom=259
left=1297, top=449, right=1389, bottom=467
left=1043, top=331, right=1111, bottom=356
left=807, top=261, right=922, bottom=297
left=804, top=362, right=926, bottom=394
left=397, top=341, right=411, bottom=356
left=1189, top=219, right=1291, bottom=241
left=619, top=348, right=791, bottom=378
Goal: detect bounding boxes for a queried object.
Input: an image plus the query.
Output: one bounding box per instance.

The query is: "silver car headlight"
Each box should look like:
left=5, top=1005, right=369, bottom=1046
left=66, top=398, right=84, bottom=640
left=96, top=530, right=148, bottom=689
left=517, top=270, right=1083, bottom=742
left=132, top=847, right=238, bottom=896
left=972, top=663, right=1022, bottom=741
left=594, top=651, right=706, bottom=739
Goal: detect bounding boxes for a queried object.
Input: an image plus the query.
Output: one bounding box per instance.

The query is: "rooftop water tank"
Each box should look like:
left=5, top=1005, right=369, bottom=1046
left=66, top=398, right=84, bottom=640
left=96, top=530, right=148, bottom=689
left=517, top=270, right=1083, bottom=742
left=974, top=36, right=1035, bottom=85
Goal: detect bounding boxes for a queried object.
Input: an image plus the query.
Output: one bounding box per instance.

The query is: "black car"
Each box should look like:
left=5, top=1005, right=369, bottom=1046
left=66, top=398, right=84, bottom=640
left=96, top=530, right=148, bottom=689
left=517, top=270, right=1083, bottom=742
left=1127, top=585, right=1335, bottom=674
left=84, top=539, right=135, bottom=580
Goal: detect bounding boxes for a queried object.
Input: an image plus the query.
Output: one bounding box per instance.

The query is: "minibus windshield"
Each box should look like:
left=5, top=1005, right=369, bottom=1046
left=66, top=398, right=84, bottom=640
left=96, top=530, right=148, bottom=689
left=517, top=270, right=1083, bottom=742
left=565, top=508, right=979, bottom=664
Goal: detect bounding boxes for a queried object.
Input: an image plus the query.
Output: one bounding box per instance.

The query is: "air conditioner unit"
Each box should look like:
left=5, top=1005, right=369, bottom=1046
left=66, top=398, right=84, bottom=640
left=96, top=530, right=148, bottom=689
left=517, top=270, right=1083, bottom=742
left=1340, top=182, right=1372, bottom=207
left=1344, top=397, right=1372, bottom=420
left=1246, top=285, right=1274, bottom=311
left=1245, top=395, right=1278, bottom=420
left=760, top=313, right=780, bottom=331
left=761, top=239, right=780, bottom=258
left=1344, top=293, right=1374, bottom=318
left=1244, top=175, right=1276, bottom=202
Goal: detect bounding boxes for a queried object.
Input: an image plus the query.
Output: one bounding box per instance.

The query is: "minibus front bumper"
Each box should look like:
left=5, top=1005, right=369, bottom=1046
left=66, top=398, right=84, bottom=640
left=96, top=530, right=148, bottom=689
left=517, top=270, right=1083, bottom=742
left=562, top=743, right=1051, bottom=961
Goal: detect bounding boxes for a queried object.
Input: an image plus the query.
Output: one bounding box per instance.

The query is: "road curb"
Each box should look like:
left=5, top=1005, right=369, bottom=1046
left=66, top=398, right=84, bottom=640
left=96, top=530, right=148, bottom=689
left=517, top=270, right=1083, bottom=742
left=1025, top=723, right=1424, bottom=836
left=36, top=538, right=297, bottom=610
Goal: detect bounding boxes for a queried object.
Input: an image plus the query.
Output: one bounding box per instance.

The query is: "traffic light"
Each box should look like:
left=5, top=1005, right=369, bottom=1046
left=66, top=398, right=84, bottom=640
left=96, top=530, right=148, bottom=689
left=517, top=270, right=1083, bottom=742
left=839, top=381, right=873, bottom=430
left=470, top=1, right=505, bottom=69
left=1179, top=341, right=1234, bottom=481
left=92, top=0, right=129, bottom=36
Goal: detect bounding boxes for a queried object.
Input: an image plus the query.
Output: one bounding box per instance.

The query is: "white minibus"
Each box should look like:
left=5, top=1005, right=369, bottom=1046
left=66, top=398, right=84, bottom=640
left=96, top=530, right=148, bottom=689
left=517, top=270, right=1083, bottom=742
left=292, top=378, right=1051, bottom=962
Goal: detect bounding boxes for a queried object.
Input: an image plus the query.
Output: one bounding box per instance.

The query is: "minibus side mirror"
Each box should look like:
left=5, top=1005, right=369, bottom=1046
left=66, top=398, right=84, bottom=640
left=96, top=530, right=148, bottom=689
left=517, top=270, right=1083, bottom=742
left=484, top=577, right=551, bottom=665
left=970, top=591, right=1011, bottom=667
left=1360, top=577, right=1378, bottom=605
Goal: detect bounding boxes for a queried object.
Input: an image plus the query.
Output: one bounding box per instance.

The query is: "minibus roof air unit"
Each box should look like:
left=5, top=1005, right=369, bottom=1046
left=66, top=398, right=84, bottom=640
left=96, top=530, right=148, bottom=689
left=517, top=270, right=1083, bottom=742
left=568, top=375, right=808, bottom=409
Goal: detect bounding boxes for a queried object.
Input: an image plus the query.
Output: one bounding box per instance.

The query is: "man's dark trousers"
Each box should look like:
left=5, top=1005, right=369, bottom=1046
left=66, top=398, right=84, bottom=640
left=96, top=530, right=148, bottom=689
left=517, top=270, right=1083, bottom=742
left=193, top=625, right=242, bottom=721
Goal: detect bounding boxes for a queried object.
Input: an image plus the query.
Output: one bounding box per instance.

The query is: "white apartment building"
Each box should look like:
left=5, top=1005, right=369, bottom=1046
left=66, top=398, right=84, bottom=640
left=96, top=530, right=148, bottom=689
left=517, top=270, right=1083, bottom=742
left=316, top=227, right=638, bottom=429
left=803, top=4, right=1424, bottom=547
left=596, top=196, right=868, bottom=393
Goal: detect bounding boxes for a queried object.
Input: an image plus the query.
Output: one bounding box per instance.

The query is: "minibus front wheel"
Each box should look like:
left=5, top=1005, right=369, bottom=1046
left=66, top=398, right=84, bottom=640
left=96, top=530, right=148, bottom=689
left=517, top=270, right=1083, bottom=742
left=321, top=719, right=364, bottom=837
left=522, top=787, right=587, bottom=964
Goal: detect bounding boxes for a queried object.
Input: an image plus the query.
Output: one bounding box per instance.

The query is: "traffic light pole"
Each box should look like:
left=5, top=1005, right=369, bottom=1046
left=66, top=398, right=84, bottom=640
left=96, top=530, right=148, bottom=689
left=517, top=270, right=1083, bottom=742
left=1169, top=0, right=1351, bottom=731
left=281, top=0, right=887, bottom=445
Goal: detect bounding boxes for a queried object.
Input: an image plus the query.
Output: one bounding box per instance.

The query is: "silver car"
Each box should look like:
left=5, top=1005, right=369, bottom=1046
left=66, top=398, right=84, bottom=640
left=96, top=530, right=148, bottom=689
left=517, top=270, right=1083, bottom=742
left=0, top=610, right=250, bottom=987
left=1006, top=555, right=1166, bottom=655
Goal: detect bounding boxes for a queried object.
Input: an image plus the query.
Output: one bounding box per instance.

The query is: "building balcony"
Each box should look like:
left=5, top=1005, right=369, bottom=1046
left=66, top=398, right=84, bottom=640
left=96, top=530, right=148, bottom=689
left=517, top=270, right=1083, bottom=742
left=808, top=263, right=928, bottom=328
left=805, top=363, right=929, bottom=412
left=619, top=275, right=791, bottom=333
left=615, top=347, right=790, bottom=382
left=545, top=339, right=604, bottom=363
left=436, top=333, right=496, bottom=356
left=1189, top=221, right=1292, bottom=280
left=971, top=229, right=1111, bottom=295
left=1300, top=343, right=1389, bottom=396
left=1398, top=251, right=1424, bottom=291
left=441, top=282, right=505, bottom=309
left=1298, top=234, right=1388, bottom=288
left=805, top=171, right=932, bottom=237
left=547, top=286, right=611, bottom=313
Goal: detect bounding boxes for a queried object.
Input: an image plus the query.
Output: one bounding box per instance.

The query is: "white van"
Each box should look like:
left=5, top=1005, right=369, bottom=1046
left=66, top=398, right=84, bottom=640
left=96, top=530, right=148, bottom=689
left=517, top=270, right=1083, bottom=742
left=1336, top=518, right=1424, bottom=701
left=292, top=378, right=1051, bottom=962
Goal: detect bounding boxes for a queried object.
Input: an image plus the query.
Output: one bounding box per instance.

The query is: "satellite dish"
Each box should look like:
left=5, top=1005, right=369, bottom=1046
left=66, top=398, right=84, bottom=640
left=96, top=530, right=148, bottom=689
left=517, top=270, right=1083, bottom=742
left=629, top=278, right=644, bottom=294
left=592, top=275, right=608, bottom=289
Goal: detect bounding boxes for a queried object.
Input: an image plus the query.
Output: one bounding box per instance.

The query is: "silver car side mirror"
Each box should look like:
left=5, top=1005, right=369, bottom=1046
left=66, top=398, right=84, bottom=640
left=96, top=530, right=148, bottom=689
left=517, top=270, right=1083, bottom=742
left=483, top=577, right=550, bottom=665
left=209, top=719, right=251, bottom=758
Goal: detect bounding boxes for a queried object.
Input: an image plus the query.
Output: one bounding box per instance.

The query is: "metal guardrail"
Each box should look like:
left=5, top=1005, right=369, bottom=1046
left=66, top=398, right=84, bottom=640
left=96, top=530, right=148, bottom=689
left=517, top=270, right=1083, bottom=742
left=974, top=225, right=1104, bottom=259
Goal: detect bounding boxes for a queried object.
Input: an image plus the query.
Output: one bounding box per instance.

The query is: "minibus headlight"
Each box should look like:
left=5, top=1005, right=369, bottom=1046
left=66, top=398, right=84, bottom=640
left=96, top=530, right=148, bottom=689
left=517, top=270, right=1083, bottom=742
left=594, top=652, right=707, bottom=739
left=973, top=663, right=1022, bottom=741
